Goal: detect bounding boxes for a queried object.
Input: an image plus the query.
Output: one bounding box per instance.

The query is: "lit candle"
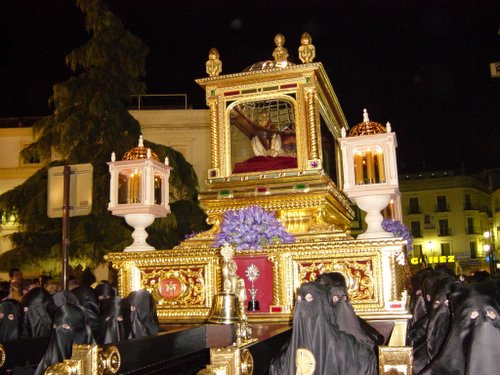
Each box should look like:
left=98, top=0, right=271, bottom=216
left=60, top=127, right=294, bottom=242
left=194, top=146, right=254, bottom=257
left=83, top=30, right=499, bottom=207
left=376, top=151, right=385, bottom=183
left=366, top=150, right=374, bottom=183
left=354, top=153, right=363, bottom=184
left=129, top=171, right=141, bottom=203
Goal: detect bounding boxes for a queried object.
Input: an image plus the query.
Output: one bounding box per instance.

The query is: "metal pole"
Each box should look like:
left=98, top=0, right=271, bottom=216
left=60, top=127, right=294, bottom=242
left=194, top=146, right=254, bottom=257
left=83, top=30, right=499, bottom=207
left=61, top=165, right=71, bottom=291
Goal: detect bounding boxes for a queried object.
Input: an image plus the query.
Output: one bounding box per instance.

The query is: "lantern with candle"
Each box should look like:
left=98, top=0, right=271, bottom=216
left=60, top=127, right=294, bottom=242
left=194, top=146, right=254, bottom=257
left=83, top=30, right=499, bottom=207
left=338, top=109, right=401, bottom=238
left=108, top=136, right=171, bottom=251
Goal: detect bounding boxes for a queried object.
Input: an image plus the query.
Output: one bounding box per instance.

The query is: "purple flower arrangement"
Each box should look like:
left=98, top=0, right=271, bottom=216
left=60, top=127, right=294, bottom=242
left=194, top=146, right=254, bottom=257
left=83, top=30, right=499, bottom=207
left=382, top=218, right=413, bottom=250
left=213, top=205, right=295, bottom=250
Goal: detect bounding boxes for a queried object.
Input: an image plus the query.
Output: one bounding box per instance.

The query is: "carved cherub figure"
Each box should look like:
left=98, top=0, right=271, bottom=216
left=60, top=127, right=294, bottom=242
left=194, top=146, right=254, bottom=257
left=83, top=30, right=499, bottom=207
left=298, top=32, right=316, bottom=63
left=206, top=48, right=222, bottom=77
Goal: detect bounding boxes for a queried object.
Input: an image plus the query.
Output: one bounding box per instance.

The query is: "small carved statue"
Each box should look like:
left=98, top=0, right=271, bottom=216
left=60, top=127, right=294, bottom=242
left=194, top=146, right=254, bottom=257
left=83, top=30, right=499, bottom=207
left=206, top=48, right=222, bottom=77
left=236, top=278, right=247, bottom=317
left=298, top=32, right=316, bottom=63
left=221, top=243, right=237, bottom=294
left=272, top=34, right=289, bottom=65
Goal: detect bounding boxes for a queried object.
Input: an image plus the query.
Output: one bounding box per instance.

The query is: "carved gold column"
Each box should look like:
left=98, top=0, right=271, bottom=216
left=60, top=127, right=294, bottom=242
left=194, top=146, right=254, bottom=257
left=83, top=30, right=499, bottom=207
left=306, top=89, right=319, bottom=160
left=268, top=254, right=282, bottom=307
left=209, top=98, right=219, bottom=170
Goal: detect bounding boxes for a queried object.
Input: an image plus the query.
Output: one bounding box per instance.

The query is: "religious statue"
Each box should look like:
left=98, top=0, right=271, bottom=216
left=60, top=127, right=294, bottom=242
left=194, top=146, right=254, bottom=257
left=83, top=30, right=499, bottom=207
left=236, top=278, right=247, bottom=318
left=221, top=243, right=237, bottom=294
left=298, top=32, right=316, bottom=63
left=272, top=34, right=289, bottom=66
left=206, top=48, right=222, bottom=77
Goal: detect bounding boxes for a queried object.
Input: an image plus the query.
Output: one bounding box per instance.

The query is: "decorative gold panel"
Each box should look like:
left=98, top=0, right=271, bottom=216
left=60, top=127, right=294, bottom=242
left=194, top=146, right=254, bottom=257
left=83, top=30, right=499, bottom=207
left=106, top=249, right=220, bottom=322
left=107, top=236, right=409, bottom=324
left=142, top=267, right=206, bottom=306
left=378, top=346, right=413, bottom=375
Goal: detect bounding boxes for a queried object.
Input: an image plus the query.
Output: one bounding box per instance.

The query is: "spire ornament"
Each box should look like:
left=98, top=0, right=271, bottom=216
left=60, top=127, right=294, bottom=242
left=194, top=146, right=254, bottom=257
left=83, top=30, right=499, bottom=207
left=298, top=32, right=316, bottom=63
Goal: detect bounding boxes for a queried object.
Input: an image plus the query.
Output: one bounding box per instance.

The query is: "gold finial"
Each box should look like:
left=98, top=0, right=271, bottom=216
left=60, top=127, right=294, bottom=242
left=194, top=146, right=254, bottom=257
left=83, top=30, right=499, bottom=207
left=206, top=48, right=222, bottom=77
left=272, top=33, right=289, bottom=63
left=298, top=32, right=316, bottom=63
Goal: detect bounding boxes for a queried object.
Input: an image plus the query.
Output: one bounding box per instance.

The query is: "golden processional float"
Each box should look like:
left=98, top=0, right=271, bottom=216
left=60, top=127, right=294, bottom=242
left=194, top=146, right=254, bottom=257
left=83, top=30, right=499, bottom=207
left=104, top=33, right=413, bottom=374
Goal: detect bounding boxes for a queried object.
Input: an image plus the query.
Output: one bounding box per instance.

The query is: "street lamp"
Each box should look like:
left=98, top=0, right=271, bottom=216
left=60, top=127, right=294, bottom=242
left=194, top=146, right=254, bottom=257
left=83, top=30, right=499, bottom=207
left=484, top=231, right=495, bottom=274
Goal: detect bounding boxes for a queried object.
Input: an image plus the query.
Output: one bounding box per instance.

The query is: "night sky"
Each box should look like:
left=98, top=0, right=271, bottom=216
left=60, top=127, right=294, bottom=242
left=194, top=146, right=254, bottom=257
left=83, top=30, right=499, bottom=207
left=0, top=0, right=499, bottom=173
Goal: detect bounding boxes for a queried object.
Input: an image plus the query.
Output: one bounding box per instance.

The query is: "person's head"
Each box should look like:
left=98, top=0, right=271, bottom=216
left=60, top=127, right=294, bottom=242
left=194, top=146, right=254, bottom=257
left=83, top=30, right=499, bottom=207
left=9, top=268, right=22, bottom=283
left=0, top=299, right=24, bottom=341
left=41, top=275, right=53, bottom=287
left=94, top=282, right=116, bottom=302
left=98, top=296, right=132, bottom=344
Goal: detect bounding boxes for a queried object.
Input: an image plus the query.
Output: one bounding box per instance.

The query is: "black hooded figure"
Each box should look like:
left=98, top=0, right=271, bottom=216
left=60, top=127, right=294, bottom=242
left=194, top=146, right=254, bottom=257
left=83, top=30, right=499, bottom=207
left=126, top=289, right=160, bottom=338
left=269, top=282, right=377, bottom=375
left=316, top=272, right=384, bottom=349
left=72, top=285, right=100, bottom=338
left=97, top=296, right=131, bottom=344
left=52, top=290, right=79, bottom=309
left=22, top=287, right=55, bottom=338
left=419, top=280, right=500, bottom=375
left=0, top=299, right=23, bottom=342
left=94, top=282, right=116, bottom=304
left=34, top=303, right=94, bottom=375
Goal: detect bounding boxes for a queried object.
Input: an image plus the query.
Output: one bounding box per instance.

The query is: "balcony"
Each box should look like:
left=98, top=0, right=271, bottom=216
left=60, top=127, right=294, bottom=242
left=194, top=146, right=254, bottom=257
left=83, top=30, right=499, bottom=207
left=465, top=227, right=481, bottom=235
left=435, top=205, right=450, bottom=213
left=407, top=208, right=421, bottom=215
left=464, top=203, right=479, bottom=211
left=438, top=229, right=452, bottom=236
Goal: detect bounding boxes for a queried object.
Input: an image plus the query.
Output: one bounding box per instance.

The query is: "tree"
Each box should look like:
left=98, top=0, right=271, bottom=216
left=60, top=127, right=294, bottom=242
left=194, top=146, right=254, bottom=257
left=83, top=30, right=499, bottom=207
left=0, top=0, right=209, bottom=274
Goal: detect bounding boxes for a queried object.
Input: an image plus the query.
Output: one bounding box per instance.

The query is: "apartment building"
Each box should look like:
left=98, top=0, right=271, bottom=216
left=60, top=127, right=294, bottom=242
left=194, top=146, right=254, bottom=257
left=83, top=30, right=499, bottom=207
left=399, top=170, right=499, bottom=275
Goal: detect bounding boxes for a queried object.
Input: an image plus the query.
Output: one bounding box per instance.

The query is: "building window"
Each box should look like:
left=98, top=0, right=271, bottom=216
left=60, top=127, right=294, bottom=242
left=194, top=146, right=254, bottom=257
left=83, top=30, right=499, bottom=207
left=466, top=217, right=475, bottom=234
left=436, top=195, right=448, bottom=212
left=441, top=243, right=451, bottom=256
left=20, top=143, right=41, bottom=166
left=464, top=193, right=472, bottom=210
left=470, top=241, right=477, bottom=259
left=438, top=219, right=450, bottom=236
left=409, top=197, right=420, bottom=214
left=410, top=221, right=422, bottom=237
left=413, top=244, right=423, bottom=258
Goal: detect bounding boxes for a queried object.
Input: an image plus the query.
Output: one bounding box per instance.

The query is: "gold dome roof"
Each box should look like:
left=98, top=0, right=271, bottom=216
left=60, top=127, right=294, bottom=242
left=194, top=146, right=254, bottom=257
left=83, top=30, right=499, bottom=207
left=123, top=135, right=159, bottom=161
left=243, top=34, right=296, bottom=72
left=348, top=109, right=387, bottom=137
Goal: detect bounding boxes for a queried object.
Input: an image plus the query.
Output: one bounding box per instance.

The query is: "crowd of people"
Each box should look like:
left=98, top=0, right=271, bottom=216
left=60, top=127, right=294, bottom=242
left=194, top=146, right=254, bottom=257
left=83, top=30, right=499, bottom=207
left=269, top=268, right=500, bottom=375
left=0, top=269, right=160, bottom=375
left=3, top=266, right=500, bottom=375
left=407, top=268, right=500, bottom=375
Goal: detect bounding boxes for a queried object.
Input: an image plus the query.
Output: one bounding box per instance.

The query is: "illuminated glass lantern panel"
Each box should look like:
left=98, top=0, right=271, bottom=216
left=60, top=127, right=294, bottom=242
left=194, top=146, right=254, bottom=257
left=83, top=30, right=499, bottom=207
left=353, top=146, right=386, bottom=185
left=108, top=136, right=171, bottom=218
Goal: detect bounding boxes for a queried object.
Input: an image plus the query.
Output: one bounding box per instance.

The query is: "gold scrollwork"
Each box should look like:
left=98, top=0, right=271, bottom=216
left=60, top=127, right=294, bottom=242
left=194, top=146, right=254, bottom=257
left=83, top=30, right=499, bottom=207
left=197, top=346, right=254, bottom=375
left=100, top=345, right=121, bottom=374
left=240, top=348, right=254, bottom=375
left=143, top=268, right=206, bottom=306
left=44, top=344, right=120, bottom=375
left=44, top=362, right=79, bottom=374
left=297, top=259, right=374, bottom=301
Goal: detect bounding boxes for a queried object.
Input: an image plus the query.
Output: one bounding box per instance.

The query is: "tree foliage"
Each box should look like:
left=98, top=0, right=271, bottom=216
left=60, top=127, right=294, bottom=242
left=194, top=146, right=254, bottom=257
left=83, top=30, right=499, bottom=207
left=0, top=0, right=210, bottom=274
